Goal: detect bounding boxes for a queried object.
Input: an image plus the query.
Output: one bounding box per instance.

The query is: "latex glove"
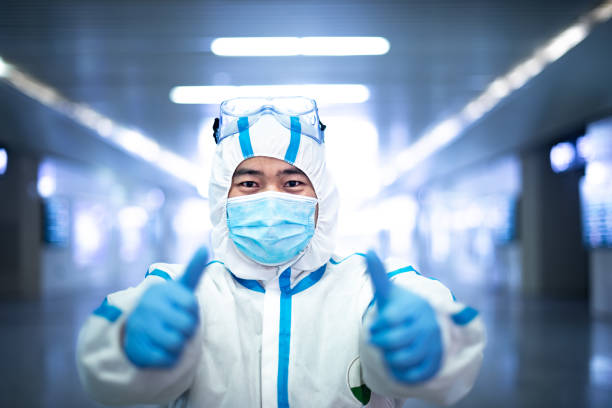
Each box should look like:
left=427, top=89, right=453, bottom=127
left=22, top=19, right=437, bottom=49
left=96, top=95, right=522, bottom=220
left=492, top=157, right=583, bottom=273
left=365, top=250, right=443, bottom=384
left=123, top=247, right=210, bottom=368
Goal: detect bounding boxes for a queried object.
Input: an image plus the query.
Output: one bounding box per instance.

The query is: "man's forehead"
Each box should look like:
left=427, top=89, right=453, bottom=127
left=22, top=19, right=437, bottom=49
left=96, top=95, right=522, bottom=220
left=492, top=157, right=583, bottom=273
left=233, top=156, right=305, bottom=176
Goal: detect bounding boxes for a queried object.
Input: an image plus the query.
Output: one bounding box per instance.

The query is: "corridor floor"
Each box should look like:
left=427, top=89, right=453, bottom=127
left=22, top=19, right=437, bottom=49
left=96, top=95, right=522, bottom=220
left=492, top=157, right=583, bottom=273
left=1, top=286, right=611, bottom=407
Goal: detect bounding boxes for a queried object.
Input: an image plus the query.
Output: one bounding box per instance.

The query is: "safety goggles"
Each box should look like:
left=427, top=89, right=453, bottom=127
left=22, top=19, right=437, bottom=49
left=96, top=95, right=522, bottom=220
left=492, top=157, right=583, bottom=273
left=213, top=96, right=326, bottom=144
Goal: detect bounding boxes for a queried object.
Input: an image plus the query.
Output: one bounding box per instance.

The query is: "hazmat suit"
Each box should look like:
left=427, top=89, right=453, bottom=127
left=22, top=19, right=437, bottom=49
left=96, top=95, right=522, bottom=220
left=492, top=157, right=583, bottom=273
left=76, top=97, right=485, bottom=407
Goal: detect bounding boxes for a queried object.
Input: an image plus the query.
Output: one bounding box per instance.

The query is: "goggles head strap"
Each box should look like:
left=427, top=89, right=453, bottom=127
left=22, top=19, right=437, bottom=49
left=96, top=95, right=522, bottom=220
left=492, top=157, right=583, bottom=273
left=213, top=117, right=220, bottom=144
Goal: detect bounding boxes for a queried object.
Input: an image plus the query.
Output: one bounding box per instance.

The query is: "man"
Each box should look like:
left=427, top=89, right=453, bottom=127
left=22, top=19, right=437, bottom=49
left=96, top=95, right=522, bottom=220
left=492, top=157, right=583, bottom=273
left=77, top=96, right=485, bottom=407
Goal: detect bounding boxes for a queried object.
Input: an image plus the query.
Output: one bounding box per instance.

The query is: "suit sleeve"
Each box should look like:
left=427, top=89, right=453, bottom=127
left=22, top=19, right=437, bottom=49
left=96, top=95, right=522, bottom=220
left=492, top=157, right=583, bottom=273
left=359, top=270, right=486, bottom=406
left=75, top=264, right=203, bottom=406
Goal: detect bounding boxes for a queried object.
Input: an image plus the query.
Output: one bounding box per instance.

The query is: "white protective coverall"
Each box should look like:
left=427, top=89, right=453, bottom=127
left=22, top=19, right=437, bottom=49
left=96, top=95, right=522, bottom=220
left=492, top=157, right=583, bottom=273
left=76, top=113, right=486, bottom=407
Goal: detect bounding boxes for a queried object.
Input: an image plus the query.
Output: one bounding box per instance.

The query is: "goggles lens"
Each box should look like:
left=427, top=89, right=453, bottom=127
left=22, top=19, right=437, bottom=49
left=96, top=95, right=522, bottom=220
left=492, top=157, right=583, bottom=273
left=214, top=96, right=325, bottom=144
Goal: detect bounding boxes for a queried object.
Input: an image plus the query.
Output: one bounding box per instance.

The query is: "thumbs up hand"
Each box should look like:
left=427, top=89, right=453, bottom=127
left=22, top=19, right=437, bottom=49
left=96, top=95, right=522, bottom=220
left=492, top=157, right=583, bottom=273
left=123, top=247, right=210, bottom=368
left=365, top=250, right=443, bottom=384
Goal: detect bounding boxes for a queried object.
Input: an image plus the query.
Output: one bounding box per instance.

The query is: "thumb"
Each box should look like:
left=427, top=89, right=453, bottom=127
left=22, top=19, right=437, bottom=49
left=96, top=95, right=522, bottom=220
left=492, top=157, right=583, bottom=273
left=365, top=249, right=391, bottom=307
left=179, top=247, right=210, bottom=291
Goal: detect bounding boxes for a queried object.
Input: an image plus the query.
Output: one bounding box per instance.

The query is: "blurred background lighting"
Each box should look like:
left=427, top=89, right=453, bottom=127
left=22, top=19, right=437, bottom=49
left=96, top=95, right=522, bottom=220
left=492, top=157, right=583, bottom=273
left=172, top=197, right=213, bottom=262
left=487, top=78, right=512, bottom=99
left=578, top=118, right=612, bottom=163
left=169, top=84, right=370, bottom=105
left=115, top=129, right=161, bottom=162
left=385, top=2, right=612, bottom=184
left=550, top=141, right=577, bottom=173
left=37, top=162, right=57, bottom=198
left=172, top=198, right=212, bottom=234
left=541, top=24, right=589, bottom=62
left=0, top=148, right=7, bottom=175
left=593, top=2, right=612, bottom=21
left=392, top=116, right=465, bottom=173
left=37, top=176, right=56, bottom=198
left=195, top=118, right=217, bottom=198
left=118, top=206, right=149, bottom=229
left=585, top=161, right=611, bottom=185
left=590, top=355, right=612, bottom=386
left=156, top=150, right=203, bottom=188
left=577, top=135, right=596, bottom=161
left=74, top=209, right=103, bottom=265
left=0, top=57, right=8, bottom=77
left=0, top=58, right=205, bottom=192
left=95, top=118, right=114, bottom=137
left=211, top=36, right=390, bottom=56
left=325, top=117, right=380, bottom=205
left=143, top=188, right=166, bottom=211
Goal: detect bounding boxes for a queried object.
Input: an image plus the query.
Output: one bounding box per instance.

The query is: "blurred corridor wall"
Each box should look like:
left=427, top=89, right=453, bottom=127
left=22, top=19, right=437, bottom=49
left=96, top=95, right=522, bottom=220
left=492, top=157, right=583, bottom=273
left=0, top=149, right=41, bottom=299
left=521, top=144, right=589, bottom=298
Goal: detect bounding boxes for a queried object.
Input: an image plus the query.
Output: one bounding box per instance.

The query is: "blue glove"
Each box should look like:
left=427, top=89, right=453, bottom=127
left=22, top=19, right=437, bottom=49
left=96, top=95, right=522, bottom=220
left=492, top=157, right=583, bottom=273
left=123, top=247, right=210, bottom=368
left=365, top=250, right=443, bottom=384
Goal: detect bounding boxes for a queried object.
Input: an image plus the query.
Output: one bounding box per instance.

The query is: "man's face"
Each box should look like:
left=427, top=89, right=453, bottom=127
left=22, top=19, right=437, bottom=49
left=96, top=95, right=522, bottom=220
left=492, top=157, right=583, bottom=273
left=228, top=156, right=316, bottom=199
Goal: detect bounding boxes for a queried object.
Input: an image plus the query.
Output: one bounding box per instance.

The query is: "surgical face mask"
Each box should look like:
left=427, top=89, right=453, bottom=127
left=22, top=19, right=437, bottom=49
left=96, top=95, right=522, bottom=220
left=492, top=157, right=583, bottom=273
left=226, top=191, right=317, bottom=266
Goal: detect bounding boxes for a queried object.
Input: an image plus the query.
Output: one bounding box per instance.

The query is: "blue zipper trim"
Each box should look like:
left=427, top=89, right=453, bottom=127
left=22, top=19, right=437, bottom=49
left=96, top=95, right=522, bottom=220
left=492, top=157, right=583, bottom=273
left=275, top=265, right=326, bottom=407
left=145, top=260, right=225, bottom=281
left=277, top=268, right=292, bottom=408
left=451, top=306, right=479, bottom=325
left=288, top=264, right=326, bottom=295
left=205, top=260, right=265, bottom=293
left=145, top=268, right=172, bottom=281
left=284, top=116, right=301, bottom=164
left=228, top=262, right=327, bottom=295
left=388, top=265, right=457, bottom=301
left=387, top=265, right=417, bottom=279
left=329, top=252, right=367, bottom=265
left=92, top=297, right=122, bottom=322
left=238, top=116, right=254, bottom=158
left=233, top=274, right=265, bottom=293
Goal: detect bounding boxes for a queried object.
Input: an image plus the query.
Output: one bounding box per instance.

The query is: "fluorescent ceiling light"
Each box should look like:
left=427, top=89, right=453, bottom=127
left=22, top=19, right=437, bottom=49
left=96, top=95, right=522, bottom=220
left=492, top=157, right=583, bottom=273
left=0, top=55, right=206, bottom=195
left=0, top=57, right=9, bottom=77
left=541, top=24, right=589, bottom=62
left=211, top=36, right=390, bottom=56
left=593, top=2, right=612, bottom=21
left=170, top=84, right=370, bottom=105
left=385, top=0, right=612, bottom=183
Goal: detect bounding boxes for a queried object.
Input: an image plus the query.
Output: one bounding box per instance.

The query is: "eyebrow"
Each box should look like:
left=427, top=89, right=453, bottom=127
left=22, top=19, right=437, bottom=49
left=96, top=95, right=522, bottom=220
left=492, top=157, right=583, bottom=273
left=278, top=168, right=307, bottom=177
left=233, top=168, right=264, bottom=177
left=232, top=167, right=307, bottom=178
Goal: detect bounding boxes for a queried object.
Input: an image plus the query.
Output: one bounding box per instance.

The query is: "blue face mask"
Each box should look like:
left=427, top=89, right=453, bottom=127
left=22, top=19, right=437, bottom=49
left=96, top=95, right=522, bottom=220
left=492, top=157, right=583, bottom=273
left=226, top=191, right=317, bottom=265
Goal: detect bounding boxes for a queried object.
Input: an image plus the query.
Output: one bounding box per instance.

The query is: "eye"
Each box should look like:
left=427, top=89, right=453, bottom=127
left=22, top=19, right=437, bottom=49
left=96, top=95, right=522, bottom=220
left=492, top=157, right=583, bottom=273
left=285, top=180, right=304, bottom=188
left=239, top=181, right=258, bottom=188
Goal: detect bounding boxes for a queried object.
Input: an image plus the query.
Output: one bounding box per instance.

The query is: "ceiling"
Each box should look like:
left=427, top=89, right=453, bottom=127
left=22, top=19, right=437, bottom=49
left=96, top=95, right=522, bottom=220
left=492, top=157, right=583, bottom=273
left=0, top=0, right=609, bottom=193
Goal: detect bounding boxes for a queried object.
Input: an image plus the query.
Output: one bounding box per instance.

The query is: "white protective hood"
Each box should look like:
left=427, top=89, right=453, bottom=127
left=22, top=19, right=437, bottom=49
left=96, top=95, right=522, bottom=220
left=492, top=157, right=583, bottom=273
left=208, top=114, right=339, bottom=283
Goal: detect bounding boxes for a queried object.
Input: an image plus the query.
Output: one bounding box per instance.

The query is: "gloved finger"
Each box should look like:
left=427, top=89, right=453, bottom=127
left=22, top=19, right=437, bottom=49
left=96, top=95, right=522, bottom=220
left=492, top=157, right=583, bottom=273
left=157, top=305, right=199, bottom=337
left=395, top=350, right=442, bottom=384
left=369, top=321, right=420, bottom=350
left=162, top=281, right=200, bottom=315
left=125, top=333, right=177, bottom=368
left=146, top=320, right=187, bottom=355
left=381, top=331, right=434, bottom=369
left=140, top=346, right=179, bottom=368
left=180, top=246, right=210, bottom=291
left=369, top=293, right=424, bottom=331
left=365, top=249, right=391, bottom=307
